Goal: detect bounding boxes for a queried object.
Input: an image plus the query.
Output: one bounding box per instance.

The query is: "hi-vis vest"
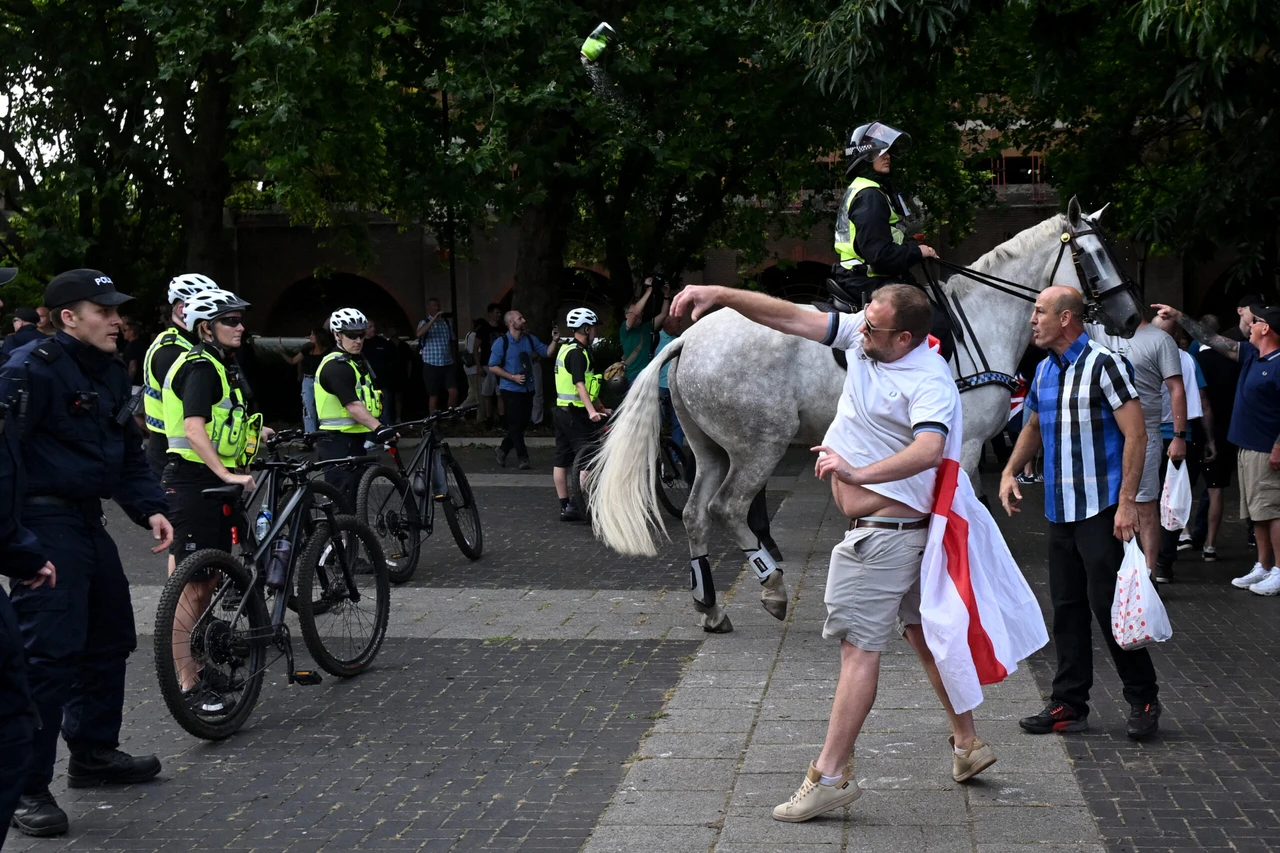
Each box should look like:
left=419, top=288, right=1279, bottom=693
left=161, top=345, right=262, bottom=467
left=833, top=176, right=906, bottom=274
left=142, top=327, right=192, bottom=433
left=314, top=351, right=382, bottom=432
left=554, top=341, right=601, bottom=407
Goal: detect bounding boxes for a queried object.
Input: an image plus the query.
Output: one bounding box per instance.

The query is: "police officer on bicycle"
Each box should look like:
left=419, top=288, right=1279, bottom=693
left=1, top=269, right=173, bottom=838
left=141, top=274, right=220, bottom=476
left=158, top=288, right=267, bottom=712
left=553, top=308, right=611, bottom=522
left=828, top=122, right=939, bottom=311
left=314, top=308, right=395, bottom=500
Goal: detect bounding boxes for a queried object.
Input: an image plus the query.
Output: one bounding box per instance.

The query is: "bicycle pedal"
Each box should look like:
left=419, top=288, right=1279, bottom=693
left=291, top=670, right=323, bottom=686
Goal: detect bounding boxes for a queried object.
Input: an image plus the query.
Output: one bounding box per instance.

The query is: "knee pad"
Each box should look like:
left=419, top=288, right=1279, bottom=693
left=744, top=546, right=781, bottom=582
left=689, top=555, right=716, bottom=609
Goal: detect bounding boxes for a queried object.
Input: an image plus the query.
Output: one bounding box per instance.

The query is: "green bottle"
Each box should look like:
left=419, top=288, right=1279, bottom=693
left=581, top=22, right=616, bottom=62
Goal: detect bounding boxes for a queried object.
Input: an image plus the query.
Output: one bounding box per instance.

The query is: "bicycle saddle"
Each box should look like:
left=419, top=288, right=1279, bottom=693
left=201, top=484, right=245, bottom=501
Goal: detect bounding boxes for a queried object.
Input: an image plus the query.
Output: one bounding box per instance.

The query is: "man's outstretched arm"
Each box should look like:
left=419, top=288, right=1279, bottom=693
left=671, top=285, right=831, bottom=343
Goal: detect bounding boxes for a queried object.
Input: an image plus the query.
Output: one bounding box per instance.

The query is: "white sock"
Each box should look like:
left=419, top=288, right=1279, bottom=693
left=818, top=773, right=842, bottom=786
left=954, top=744, right=968, bottom=755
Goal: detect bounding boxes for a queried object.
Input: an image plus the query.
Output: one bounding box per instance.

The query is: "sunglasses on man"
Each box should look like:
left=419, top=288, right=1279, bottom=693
left=340, top=329, right=366, bottom=340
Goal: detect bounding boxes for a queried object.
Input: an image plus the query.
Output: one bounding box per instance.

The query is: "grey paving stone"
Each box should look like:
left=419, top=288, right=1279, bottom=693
left=971, top=805, right=1102, bottom=843
left=621, top=758, right=739, bottom=792
left=582, top=825, right=718, bottom=853
left=718, top=813, right=846, bottom=845
left=637, top=732, right=748, bottom=760
left=651, top=708, right=758, bottom=734
left=844, top=824, right=974, bottom=852
left=598, top=790, right=726, bottom=826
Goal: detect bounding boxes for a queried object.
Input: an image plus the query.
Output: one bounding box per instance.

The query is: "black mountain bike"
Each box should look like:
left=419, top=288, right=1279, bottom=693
left=153, top=438, right=389, bottom=740
left=567, top=418, right=694, bottom=521
left=356, top=406, right=483, bottom=583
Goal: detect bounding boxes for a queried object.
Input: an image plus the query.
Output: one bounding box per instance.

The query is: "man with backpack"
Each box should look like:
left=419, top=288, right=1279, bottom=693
left=487, top=310, right=558, bottom=470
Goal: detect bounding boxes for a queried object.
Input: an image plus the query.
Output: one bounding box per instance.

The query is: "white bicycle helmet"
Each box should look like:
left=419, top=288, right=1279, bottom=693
left=167, top=273, right=219, bottom=305
left=566, top=308, right=598, bottom=329
left=183, top=288, right=251, bottom=325
left=329, top=307, right=369, bottom=333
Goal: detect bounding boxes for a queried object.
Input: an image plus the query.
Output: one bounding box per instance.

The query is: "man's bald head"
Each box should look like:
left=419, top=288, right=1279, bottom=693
left=1047, top=286, right=1085, bottom=320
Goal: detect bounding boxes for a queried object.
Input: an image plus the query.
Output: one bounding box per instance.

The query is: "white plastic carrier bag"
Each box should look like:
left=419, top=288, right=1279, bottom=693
left=1160, top=458, right=1192, bottom=531
left=1111, top=539, right=1173, bottom=651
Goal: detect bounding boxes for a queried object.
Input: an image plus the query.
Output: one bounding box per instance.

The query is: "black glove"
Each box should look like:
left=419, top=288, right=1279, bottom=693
left=372, top=423, right=397, bottom=444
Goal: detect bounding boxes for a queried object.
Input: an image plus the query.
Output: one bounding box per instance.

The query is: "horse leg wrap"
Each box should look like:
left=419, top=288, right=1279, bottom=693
left=744, top=547, right=781, bottom=583
left=689, top=555, right=716, bottom=612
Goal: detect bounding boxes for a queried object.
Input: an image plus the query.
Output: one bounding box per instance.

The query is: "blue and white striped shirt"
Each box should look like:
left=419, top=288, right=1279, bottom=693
left=1026, top=333, right=1138, bottom=523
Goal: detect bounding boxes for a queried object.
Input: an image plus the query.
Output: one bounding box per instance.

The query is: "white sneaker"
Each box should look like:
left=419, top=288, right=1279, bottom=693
left=1232, top=563, right=1269, bottom=589
left=1249, top=567, right=1280, bottom=596
left=772, top=762, right=861, bottom=822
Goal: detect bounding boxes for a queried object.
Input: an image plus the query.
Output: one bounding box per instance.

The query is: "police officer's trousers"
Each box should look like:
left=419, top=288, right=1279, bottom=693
left=0, top=588, right=36, bottom=847
left=8, top=501, right=136, bottom=793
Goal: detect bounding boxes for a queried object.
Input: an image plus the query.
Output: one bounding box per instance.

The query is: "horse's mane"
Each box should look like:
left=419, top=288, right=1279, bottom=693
left=945, top=212, right=1069, bottom=299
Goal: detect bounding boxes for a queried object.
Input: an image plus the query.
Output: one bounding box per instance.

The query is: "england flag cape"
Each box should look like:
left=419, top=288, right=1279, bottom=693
left=919, top=421, right=1049, bottom=714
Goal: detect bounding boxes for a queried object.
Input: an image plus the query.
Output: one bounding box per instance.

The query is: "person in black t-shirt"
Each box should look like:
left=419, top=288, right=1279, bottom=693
left=280, top=327, right=329, bottom=433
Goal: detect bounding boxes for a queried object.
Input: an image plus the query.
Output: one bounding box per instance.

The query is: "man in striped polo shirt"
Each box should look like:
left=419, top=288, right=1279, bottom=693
left=1000, top=286, right=1162, bottom=740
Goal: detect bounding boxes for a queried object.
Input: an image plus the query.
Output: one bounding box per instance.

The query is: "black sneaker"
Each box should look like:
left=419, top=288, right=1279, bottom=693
left=1127, top=701, right=1161, bottom=740
left=1154, top=565, right=1174, bottom=584
left=1019, top=702, right=1088, bottom=734
left=66, top=748, right=161, bottom=788
left=10, top=789, right=68, bottom=837
left=560, top=505, right=582, bottom=523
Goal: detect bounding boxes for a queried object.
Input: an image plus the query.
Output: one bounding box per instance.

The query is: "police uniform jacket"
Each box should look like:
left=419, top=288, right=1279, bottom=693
left=0, top=331, right=166, bottom=530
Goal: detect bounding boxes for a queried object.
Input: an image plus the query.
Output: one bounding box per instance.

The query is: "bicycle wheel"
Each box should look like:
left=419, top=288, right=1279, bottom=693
left=277, top=479, right=352, bottom=539
left=568, top=442, right=597, bottom=519
left=440, top=447, right=483, bottom=559
left=153, top=550, right=269, bottom=740
left=296, top=515, right=390, bottom=677
left=356, top=464, right=422, bottom=583
left=655, top=437, right=695, bottom=520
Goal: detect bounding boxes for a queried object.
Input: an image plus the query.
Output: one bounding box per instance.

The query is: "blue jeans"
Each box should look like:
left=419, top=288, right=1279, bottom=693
left=301, top=376, right=318, bottom=434
left=659, top=388, right=684, bottom=447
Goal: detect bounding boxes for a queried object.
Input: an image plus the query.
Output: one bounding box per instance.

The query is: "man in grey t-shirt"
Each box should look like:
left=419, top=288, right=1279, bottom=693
left=1089, top=319, right=1187, bottom=569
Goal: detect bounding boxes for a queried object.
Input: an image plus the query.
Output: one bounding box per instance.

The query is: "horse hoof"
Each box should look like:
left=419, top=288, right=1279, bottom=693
left=700, top=608, right=734, bottom=634
left=760, top=572, right=788, bottom=621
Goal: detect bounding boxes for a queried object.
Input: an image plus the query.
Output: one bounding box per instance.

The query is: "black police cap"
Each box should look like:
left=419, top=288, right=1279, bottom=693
left=0, top=268, right=16, bottom=286
left=13, top=307, right=39, bottom=325
left=44, top=269, right=134, bottom=309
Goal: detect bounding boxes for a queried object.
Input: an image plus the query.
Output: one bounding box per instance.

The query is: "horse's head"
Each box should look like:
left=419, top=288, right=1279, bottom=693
left=1065, top=197, right=1142, bottom=338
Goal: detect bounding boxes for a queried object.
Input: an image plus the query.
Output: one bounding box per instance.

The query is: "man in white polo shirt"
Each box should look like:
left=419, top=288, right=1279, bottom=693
left=671, top=283, right=996, bottom=824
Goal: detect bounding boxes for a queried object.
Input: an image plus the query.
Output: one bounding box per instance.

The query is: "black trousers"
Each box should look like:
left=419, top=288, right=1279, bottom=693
left=316, top=432, right=368, bottom=505
left=499, top=390, right=534, bottom=462
left=1048, top=504, right=1159, bottom=713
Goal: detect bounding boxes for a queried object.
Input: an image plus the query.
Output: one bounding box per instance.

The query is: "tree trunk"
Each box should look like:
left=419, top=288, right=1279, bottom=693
left=510, top=182, right=574, bottom=337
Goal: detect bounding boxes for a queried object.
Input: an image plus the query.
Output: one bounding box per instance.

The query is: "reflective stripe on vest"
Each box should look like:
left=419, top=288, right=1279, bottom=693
left=314, top=351, right=382, bottom=432
left=554, top=342, right=599, bottom=407
left=833, top=177, right=905, bottom=274
left=160, top=347, right=258, bottom=467
left=142, top=328, right=191, bottom=432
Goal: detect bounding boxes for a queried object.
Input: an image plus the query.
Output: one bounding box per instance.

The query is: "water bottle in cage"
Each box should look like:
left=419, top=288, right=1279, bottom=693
left=431, top=453, right=448, bottom=498
left=255, top=509, right=272, bottom=541
left=266, top=539, right=292, bottom=590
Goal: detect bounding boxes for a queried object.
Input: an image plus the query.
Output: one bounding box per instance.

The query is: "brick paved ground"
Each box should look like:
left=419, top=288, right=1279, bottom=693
left=994, top=473, right=1280, bottom=853
left=6, top=639, right=696, bottom=852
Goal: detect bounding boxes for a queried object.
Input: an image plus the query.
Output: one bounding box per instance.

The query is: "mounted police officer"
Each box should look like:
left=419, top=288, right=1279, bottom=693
left=0, top=265, right=58, bottom=848
left=315, top=308, right=394, bottom=499
left=0, top=269, right=173, bottom=838
left=829, top=122, right=939, bottom=311
left=142, top=274, right=221, bottom=476
left=552, top=308, right=610, bottom=522
left=159, top=289, right=266, bottom=713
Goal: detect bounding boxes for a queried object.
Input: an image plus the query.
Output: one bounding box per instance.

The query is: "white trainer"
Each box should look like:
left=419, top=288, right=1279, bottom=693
left=772, top=762, right=861, bottom=822
left=1249, top=567, right=1280, bottom=596
left=1232, top=563, right=1269, bottom=589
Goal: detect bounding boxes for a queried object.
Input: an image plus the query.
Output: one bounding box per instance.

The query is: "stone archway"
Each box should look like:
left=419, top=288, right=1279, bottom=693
left=262, top=273, right=414, bottom=339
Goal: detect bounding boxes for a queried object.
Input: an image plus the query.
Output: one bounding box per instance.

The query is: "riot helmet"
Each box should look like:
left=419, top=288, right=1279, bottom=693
left=845, top=122, right=912, bottom=175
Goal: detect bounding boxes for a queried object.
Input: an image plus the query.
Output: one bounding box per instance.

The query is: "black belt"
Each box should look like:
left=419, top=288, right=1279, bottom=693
left=848, top=517, right=930, bottom=532
left=26, top=495, right=101, bottom=510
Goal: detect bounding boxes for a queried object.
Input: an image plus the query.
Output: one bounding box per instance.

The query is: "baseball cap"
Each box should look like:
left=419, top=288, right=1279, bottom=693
left=1238, top=294, right=1266, bottom=309
left=1251, top=306, right=1280, bottom=330
left=43, top=269, right=134, bottom=309
left=13, top=307, right=39, bottom=324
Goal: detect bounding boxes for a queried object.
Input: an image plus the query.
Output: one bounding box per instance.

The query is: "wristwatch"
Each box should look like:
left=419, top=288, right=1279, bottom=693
left=1172, top=430, right=1187, bottom=438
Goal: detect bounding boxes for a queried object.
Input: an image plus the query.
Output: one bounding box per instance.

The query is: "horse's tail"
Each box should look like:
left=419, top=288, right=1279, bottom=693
left=589, top=338, right=684, bottom=557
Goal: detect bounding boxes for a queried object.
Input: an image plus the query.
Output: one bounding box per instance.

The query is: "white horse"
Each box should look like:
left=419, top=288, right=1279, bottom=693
left=588, top=199, right=1142, bottom=632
